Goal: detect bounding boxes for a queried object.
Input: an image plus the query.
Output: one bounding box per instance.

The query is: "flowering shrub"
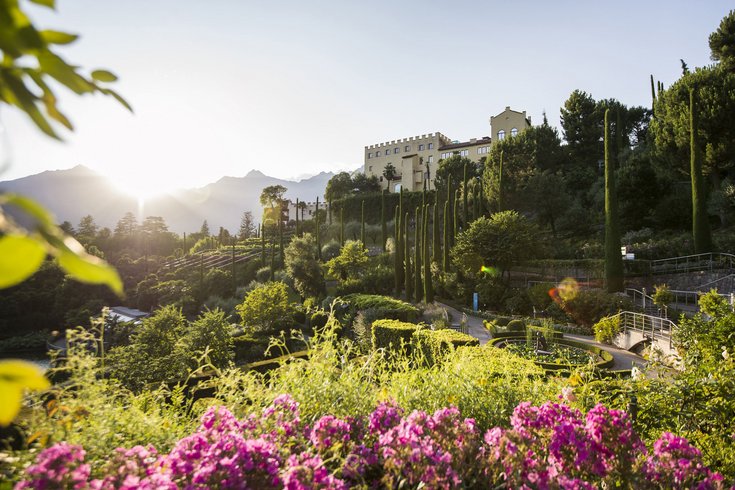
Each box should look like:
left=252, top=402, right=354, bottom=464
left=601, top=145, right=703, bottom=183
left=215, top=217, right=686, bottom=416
left=15, top=397, right=727, bottom=489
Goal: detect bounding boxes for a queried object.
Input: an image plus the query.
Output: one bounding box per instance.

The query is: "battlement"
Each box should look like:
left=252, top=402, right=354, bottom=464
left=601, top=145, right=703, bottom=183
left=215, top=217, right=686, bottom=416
left=365, top=132, right=451, bottom=150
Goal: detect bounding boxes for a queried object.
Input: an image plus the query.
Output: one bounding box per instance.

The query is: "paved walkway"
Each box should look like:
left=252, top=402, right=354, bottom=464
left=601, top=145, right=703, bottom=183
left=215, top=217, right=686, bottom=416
left=435, top=302, right=645, bottom=371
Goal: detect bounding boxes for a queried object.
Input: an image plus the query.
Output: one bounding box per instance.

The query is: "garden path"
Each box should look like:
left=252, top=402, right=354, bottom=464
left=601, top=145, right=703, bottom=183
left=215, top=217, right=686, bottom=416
left=435, top=302, right=646, bottom=371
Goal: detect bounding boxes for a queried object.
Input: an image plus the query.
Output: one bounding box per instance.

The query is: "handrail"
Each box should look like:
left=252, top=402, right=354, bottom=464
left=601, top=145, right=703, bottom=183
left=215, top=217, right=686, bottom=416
left=695, top=274, right=735, bottom=291
left=625, top=288, right=667, bottom=318
left=610, top=310, right=678, bottom=349
left=643, top=252, right=735, bottom=275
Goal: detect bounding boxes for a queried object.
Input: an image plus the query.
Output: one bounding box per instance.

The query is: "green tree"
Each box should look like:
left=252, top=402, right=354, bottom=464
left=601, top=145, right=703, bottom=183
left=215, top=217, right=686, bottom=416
left=383, top=163, right=398, bottom=192
left=434, top=154, right=478, bottom=197
left=709, top=10, right=735, bottom=70
left=560, top=89, right=601, bottom=190
left=199, top=220, right=210, bottom=237
left=76, top=215, right=98, bottom=244
left=238, top=211, right=256, bottom=240
left=114, top=212, right=139, bottom=238
left=325, top=172, right=353, bottom=202
left=451, top=211, right=539, bottom=279
left=284, top=233, right=325, bottom=299
left=236, top=281, right=293, bottom=333
left=604, top=109, right=624, bottom=292
left=352, top=173, right=380, bottom=193
left=690, top=88, right=713, bottom=252
left=327, top=240, right=368, bottom=281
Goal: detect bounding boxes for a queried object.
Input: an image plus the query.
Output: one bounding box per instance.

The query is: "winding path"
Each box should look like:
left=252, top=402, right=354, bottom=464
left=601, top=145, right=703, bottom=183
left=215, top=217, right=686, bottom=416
left=435, top=302, right=645, bottom=371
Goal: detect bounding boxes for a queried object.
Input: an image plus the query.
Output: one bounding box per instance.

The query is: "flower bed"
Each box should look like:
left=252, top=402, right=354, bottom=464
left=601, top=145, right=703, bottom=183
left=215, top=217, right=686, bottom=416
left=489, top=335, right=615, bottom=371
left=15, top=396, right=724, bottom=489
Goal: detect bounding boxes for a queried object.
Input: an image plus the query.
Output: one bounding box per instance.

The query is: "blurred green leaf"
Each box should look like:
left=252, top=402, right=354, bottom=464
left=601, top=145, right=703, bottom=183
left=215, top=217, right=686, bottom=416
left=38, top=52, right=94, bottom=95
left=40, top=30, right=77, bottom=45
left=28, top=0, right=56, bottom=9
left=57, top=239, right=124, bottom=296
left=0, top=234, right=47, bottom=288
left=99, top=87, right=133, bottom=113
left=0, top=69, right=59, bottom=139
left=1, top=194, right=57, bottom=229
left=0, top=360, right=50, bottom=426
left=90, top=69, right=117, bottom=82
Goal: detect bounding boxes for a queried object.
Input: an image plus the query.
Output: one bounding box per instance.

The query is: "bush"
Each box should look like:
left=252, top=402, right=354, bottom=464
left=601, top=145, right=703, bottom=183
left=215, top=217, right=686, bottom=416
left=372, top=319, right=418, bottom=351
left=507, top=319, right=526, bottom=332
left=341, top=294, right=419, bottom=322
left=320, top=240, right=341, bottom=261
left=232, top=333, right=271, bottom=363
left=310, top=311, right=329, bottom=330
left=236, top=282, right=294, bottom=334
left=562, top=289, right=633, bottom=328
left=255, top=266, right=272, bottom=283
left=593, top=315, right=621, bottom=344
left=413, top=329, right=479, bottom=366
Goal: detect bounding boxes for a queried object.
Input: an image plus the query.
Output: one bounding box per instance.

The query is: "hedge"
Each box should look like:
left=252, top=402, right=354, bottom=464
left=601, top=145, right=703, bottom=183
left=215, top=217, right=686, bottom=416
left=413, top=328, right=479, bottom=366
left=372, top=319, right=418, bottom=351
left=487, top=336, right=615, bottom=371
left=341, top=294, right=419, bottom=322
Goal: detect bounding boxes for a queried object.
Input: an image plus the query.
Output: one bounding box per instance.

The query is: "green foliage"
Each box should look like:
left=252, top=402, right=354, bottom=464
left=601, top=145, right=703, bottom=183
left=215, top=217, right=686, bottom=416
left=709, top=10, right=735, bottom=69
left=320, top=240, right=341, bottom=261
left=452, top=211, right=540, bottom=278
left=652, top=284, right=674, bottom=308
left=232, top=333, right=271, bottom=363
left=562, top=289, right=633, bottom=329
left=689, top=88, right=714, bottom=253
left=107, top=306, right=232, bottom=391
left=507, top=319, right=526, bottom=332
left=326, top=240, right=368, bottom=281
left=341, top=293, right=419, bottom=322
left=413, top=328, right=479, bottom=366
left=235, top=281, right=294, bottom=333
left=284, top=233, right=325, bottom=300
left=592, top=315, right=621, bottom=343
left=334, top=264, right=393, bottom=296
left=604, top=108, right=624, bottom=292
left=371, top=319, right=418, bottom=351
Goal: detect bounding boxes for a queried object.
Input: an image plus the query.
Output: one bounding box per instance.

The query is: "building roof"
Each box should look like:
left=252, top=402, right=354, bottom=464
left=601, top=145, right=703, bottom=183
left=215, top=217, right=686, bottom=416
left=108, top=306, right=149, bottom=322
left=438, top=137, right=492, bottom=151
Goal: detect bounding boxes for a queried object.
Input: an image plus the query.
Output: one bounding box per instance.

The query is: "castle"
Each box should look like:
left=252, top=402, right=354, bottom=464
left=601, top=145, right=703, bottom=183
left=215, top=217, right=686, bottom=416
left=363, top=107, right=531, bottom=193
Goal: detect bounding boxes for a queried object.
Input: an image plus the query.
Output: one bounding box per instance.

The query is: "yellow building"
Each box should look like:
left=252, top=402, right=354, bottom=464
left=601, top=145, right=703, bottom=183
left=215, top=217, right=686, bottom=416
left=363, top=107, right=531, bottom=192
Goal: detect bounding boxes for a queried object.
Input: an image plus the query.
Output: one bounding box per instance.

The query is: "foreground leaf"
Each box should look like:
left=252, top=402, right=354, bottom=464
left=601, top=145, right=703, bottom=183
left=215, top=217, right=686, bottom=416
left=0, top=234, right=47, bottom=288
left=0, top=360, right=50, bottom=426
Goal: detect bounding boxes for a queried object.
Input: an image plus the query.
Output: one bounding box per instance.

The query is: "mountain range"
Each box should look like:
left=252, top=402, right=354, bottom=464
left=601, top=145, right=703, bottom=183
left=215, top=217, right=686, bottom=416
left=0, top=165, right=335, bottom=234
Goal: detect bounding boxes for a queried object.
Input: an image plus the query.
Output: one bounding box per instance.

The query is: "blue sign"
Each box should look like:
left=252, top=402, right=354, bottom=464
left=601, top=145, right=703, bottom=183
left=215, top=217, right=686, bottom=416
left=473, top=292, right=479, bottom=312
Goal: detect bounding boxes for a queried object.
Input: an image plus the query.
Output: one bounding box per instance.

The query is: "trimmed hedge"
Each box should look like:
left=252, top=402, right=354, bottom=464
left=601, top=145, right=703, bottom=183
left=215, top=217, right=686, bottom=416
left=232, top=334, right=271, bottom=363
left=372, top=319, right=418, bottom=351
left=341, top=294, right=419, bottom=322
left=414, top=328, right=479, bottom=366
left=487, top=336, right=615, bottom=371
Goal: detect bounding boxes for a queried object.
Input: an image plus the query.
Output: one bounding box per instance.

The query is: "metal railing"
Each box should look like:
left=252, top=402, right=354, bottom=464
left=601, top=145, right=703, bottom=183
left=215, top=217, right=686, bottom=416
left=625, top=288, right=667, bottom=318
left=611, top=310, right=678, bottom=350
left=648, top=252, right=735, bottom=275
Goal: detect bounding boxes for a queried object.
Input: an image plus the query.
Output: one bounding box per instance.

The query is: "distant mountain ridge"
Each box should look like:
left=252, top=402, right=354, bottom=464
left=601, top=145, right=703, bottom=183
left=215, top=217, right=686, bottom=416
left=0, top=165, right=334, bottom=234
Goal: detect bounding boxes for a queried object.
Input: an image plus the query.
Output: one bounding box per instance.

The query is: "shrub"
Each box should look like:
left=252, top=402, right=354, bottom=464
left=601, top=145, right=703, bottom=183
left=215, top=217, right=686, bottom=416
left=372, top=319, right=418, bottom=351
left=341, top=294, right=419, bottom=322
left=232, top=334, right=271, bottom=363
left=413, top=329, right=479, bottom=366
left=507, top=319, right=526, bottom=332
left=563, top=289, right=633, bottom=328
left=236, top=281, right=294, bottom=334
left=255, top=266, right=272, bottom=283
left=593, top=315, right=621, bottom=344
left=320, top=240, right=341, bottom=261
left=310, top=311, right=329, bottom=330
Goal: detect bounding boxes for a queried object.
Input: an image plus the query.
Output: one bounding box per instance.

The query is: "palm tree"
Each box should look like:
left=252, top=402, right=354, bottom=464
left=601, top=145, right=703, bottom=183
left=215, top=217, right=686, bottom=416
left=383, top=163, right=398, bottom=192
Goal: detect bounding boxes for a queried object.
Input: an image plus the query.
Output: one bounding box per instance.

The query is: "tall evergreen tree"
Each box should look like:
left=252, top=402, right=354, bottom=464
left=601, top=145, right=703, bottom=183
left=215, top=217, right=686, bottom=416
left=433, top=200, right=440, bottom=264
left=340, top=207, right=345, bottom=246
left=443, top=200, right=450, bottom=272
left=404, top=212, right=412, bottom=301
left=497, top=150, right=504, bottom=211
left=381, top=190, right=387, bottom=252
left=361, top=200, right=366, bottom=247
left=295, top=199, right=300, bottom=237
left=315, top=197, right=321, bottom=260
left=690, top=88, right=714, bottom=253
left=424, top=205, right=433, bottom=303
left=394, top=205, right=402, bottom=295
left=261, top=224, right=266, bottom=266
left=462, top=162, right=469, bottom=229
left=414, top=207, right=422, bottom=303
left=604, top=109, right=624, bottom=292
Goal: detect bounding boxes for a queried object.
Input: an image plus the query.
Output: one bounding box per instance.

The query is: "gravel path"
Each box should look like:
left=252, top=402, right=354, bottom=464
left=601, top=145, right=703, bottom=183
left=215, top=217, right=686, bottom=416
left=435, top=302, right=646, bottom=370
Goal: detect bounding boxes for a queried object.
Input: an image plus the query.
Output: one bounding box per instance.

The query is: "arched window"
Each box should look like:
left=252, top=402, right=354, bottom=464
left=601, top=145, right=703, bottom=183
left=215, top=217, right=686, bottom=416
left=511, top=127, right=518, bottom=137
left=497, top=130, right=505, bottom=141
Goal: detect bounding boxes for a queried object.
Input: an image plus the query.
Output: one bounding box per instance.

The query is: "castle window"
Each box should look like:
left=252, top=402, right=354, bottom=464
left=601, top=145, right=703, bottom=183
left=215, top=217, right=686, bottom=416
left=418, top=144, right=425, bottom=151
left=385, top=149, right=390, bottom=156
left=511, top=127, right=518, bottom=137
left=428, top=143, right=434, bottom=150
left=428, top=155, right=434, bottom=163
left=405, top=145, right=410, bottom=152
left=497, top=130, right=505, bottom=141
left=368, top=152, right=373, bottom=159
left=460, top=150, right=469, bottom=157
left=394, top=148, right=399, bottom=154
left=369, top=166, right=373, bottom=172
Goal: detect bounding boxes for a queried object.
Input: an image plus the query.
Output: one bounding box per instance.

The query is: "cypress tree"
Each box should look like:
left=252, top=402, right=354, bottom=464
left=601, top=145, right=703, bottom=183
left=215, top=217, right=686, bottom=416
left=340, top=207, right=345, bottom=246
left=433, top=199, right=440, bottom=264
left=183, top=232, right=187, bottom=255
left=650, top=74, right=656, bottom=116
left=328, top=199, right=332, bottom=225
left=453, top=192, right=459, bottom=242
left=690, top=88, right=713, bottom=253
left=414, top=207, right=422, bottom=303
left=315, top=197, right=321, bottom=260
left=279, top=218, right=284, bottom=265
left=361, top=200, right=366, bottom=247
left=404, top=212, right=412, bottom=301
left=381, top=190, right=387, bottom=252
left=604, top=109, right=624, bottom=292
left=443, top=200, right=450, bottom=272
left=295, top=198, right=300, bottom=237
left=462, top=162, right=468, bottom=230
left=497, top=150, right=504, bottom=211
left=446, top=175, right=452, bottom=248
left=424, top=205, right=433, bottom=303
left=478, top=178, right=485, bottom=217
left=269, top=241, right=275, bottom=281
left=394, top=205, right=402, bottom=295
left=261, top=223, right=266, bottom=266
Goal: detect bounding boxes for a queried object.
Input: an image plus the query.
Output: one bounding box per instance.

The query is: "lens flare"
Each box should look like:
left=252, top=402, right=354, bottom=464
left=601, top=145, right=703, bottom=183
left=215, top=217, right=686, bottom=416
left=557, top=277, right=579, bottom=301
left=480, top=265, right=500, bottom=277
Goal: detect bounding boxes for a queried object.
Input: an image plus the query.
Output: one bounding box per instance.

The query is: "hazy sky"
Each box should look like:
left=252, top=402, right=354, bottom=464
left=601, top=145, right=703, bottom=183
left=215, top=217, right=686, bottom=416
left=1, top=0, right=731, bottom=198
